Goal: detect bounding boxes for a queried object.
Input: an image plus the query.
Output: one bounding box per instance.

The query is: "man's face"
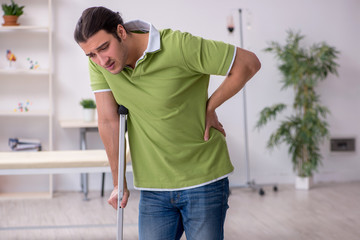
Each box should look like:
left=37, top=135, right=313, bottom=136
left=79, top=28, right=128, bottom=74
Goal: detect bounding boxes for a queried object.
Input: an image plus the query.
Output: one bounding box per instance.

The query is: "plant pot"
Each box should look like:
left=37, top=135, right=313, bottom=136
left=83, top=108, right=95, bottom=122
left=295, top=176, right=313, bottom=190
left=2, top=15, right=19, bottom=26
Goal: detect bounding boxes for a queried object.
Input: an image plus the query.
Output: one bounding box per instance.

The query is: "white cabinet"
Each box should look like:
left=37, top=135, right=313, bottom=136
left=0, top=0, right=53, bottom=151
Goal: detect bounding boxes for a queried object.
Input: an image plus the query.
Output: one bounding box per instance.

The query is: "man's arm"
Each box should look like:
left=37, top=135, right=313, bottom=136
left=204, top=47, right=261, bottom=141
left=95, top=91, right=130, bottom=209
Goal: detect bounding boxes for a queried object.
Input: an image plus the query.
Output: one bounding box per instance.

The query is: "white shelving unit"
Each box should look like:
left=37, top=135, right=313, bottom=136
left=0, top=0, right=53, bottom=198
left=0, top=0, right=53, bottom=149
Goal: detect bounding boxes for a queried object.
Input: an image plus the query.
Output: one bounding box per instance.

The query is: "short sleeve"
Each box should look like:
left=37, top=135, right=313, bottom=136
left=180, top=32, right=236, bottom=76
left=89, top=59, right=111, bottom=92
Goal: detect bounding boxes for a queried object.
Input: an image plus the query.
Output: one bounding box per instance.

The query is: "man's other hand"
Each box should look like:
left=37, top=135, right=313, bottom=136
left=108, top=185, right=130, bottom=209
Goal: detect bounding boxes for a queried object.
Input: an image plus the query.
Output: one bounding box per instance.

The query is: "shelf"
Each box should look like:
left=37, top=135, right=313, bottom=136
left=0, top=26, right=49, bottom=31
left=0, top=110, right=50, bottom=117
left=0, top=69, right=49, bottom=75
left=59, top=120, right=98, bottom=128
left=0, top=191, right=52, bottom=200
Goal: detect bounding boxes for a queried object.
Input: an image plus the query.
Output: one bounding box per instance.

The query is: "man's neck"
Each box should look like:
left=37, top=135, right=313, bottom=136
left=126, top=32, right=149, bottom=69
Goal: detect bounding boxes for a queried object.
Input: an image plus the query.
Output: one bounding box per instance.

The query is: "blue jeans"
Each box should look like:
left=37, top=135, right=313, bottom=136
left=139, top=178, right=230, bottom=240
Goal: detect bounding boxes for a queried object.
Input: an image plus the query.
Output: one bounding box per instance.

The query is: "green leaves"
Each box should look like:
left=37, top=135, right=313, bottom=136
left=256, top=103, right=286, bottom=129
left=80, top=99, right=96, bottom=109
left=258, top=30, right=339, bottom=177
left=2, top=0, right=25, bottom=17
left=265, top=30, right=339, bottom=91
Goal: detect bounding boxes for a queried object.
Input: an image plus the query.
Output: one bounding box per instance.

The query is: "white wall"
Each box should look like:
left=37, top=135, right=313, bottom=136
left=1, top=0, right=359, bottom=192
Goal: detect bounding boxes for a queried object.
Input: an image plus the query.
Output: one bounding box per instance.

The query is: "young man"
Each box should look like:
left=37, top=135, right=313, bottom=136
left=74, top=6, right=260, bottom=240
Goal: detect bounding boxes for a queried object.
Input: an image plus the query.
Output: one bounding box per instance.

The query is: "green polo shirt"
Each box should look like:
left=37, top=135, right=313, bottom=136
left=89, top=21, right=235, bottom=189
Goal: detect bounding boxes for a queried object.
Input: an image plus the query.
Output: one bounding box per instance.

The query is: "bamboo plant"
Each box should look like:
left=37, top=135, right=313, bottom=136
left=256, top=30, right=339, bottom=177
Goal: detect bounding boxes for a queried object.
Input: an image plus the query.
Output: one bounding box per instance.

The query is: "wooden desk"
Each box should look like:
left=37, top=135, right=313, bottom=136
left=59, top=119, right=131, bottom=200
left=0, top=150, right=109, bottom=174
left=0, top=150, right=110, bottom=199
left=59, top=119, right=100, bottom=200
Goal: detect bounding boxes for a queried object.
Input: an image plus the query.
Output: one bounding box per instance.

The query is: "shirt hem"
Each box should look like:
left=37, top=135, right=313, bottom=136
left=133, top=172, right=233, bottom=191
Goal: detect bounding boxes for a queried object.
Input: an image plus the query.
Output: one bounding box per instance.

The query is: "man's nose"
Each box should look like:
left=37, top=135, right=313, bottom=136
left=98, top=53, right=108, bottom=67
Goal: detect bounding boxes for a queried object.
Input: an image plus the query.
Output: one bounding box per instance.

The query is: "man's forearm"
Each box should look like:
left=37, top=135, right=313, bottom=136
left=203, top=48, right=261, bottom=140
left=95, top=91, right=128, bottom=189
left=98, top=119, right=120, bottom=187
left=99, top=115, right=130, bottom=209
left=207, top=48, right=261, bottom=112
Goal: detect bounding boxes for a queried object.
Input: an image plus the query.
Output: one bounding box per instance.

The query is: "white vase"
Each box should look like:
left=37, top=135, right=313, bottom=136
left=295, top=176, right=313, bottom=190
left=83, top=108, right=95, bottom=122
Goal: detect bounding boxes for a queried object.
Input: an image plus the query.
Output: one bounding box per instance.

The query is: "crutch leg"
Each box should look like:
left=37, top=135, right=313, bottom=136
left=117, top=105, right=128, bottom=240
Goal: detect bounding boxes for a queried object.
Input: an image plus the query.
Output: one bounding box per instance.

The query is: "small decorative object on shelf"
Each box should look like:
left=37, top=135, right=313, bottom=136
left=80, top=98, right=96, bottom=122
left=27, top=57, right=40, bottom=70
left=1, top=0, right=25, bottom=26
left=6, top=49, right=16, bottom=68
left=8, top=137, right=42, bottom=151
left=14, top=100, right=32, bottom=112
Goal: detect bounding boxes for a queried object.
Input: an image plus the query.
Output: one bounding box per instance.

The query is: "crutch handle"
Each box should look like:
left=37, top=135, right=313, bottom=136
left=118, top=105, right=128, bottom=115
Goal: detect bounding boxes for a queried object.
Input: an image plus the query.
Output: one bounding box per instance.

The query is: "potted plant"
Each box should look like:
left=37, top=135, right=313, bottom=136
left=256, top=30, right=339, bottom=189
left=1, top=0, right=24, bottom=26
left=80, top=98, right=96, bottom=122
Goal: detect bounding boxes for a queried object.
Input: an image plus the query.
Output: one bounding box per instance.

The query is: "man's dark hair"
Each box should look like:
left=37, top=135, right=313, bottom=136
left=74, top=6, right=128, bottom=43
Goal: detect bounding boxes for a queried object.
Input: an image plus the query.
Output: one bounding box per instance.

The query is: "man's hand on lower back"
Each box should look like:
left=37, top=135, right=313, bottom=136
left=204, top=109, right=226, bottom=141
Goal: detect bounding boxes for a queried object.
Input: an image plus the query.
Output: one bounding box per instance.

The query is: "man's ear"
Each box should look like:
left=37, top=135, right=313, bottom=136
left=117, top=24, right=127, bottom=40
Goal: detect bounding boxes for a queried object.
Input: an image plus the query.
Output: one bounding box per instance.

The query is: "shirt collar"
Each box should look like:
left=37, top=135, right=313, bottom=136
left=124, top=20, right=160, bottom=53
